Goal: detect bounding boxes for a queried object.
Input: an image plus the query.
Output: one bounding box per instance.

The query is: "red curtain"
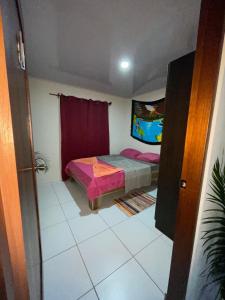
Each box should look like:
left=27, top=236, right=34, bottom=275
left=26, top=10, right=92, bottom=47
left=60, top=95, right=110, bottom=180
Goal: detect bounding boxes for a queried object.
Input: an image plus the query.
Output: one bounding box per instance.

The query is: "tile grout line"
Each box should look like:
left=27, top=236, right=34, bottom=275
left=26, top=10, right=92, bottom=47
left=67, top=218, right=100, bottom=300
left=41, top=183, right=97, bottom=300
left=96, top=209, right=166, bottom=295
left=68, top=213, right=134, bottom=292
left=38, top=201, right=60, bottom=211
left=76, top=288, right=98, bottom=300
left=98, top=204, right=158, bottom=235
left=107, top=226, right=165, bottom=296
left=104, top=206, right=173, bottom=253
left=99, top=206, right=172, bottom=251
left=39, top=184, right=79, bottom=263
left=65, top=207, right=134, bottom=296
left=34, top=210, right=131, bottom=266
left=98, top=211, right=129, bottom=228
left=40, top=184, right=110, bottom=261
left=51, top=182, right=81, bottom=234
left=132, top=235, right=162, bottom=256
left=67, top=211, right=137, bottom=295
left=42, top=244, right=76, bottom=263
left=40, top=183, right=68, bottom=229
left=39, top=183, right=77, bottom=264
left=106, top=212, right=169, bottom=295
left=76, top=247, right=101, bottom=300
left=51, top=181, right=98, bottom=223
left=134, top=212, right=164, bottom=237
left=40, top=219, right=67, bottom=231
left=97, top=208, right=128, bottom=229
left=98, top=208, right=163, bottom=257
left=41, top=183, right=168, bottom=298
left=76, top=227, right=109, bottom=245
left=134, top=257, right=166, bottom=295
left=90, top=233, right=164, bottom=295
left=51, top=182, right=72, bottom=208
left=93, top=256, right=134, bottom=288
left=41, top=219, right=161, bottom=272
left=51, top=182, right=78, bottom=208
left=51, top=182, right=100, bottom=299
left=76, top=244, right=100, bottom=300
left=116, top=231, right=165, bottom=295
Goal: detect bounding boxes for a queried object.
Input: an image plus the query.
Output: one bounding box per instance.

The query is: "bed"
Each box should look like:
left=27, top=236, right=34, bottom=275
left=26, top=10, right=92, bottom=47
left=65, top=155, right=159, bottom=209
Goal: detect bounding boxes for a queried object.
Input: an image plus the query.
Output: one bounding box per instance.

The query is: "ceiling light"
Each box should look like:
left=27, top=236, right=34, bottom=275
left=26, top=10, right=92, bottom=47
left=119, top=59, right=131, bottom=71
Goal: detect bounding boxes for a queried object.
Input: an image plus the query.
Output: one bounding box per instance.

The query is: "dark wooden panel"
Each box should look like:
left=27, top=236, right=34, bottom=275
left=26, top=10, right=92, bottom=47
left=2, top=0, right=33, bottom=170
left=155, top=52, right=195, bottom=239
left=167, top=0, right=225, bottom=299
left=18, top=171, right=41, bottom=267
left=18, top=170, right=42, bottom=300
left=0, top=6, right=29, bottom=299
left=0, top=0, right=42, bottom=299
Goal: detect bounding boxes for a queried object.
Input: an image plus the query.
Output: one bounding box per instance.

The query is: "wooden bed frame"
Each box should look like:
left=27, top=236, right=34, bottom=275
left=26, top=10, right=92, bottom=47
left=68, top=167, right=159, bottom=210
left=69, top=174, right=124, bottom=210
left=88, top=187, right=125, bottom=210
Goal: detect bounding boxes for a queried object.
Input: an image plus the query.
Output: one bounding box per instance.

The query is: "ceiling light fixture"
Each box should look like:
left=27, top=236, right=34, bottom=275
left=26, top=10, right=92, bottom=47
left=119, top=59, right=131, bottom=71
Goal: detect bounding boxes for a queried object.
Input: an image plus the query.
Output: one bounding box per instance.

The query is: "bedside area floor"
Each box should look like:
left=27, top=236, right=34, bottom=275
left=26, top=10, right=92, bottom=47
left=37, top=181, right=173, bottom=300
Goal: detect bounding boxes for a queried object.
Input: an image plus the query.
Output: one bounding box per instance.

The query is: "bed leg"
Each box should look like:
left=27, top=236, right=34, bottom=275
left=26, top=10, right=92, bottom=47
left=89, top=199, right=99, bottom=210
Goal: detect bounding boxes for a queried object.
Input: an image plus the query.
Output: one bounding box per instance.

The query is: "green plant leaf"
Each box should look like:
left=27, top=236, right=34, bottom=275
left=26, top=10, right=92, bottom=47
left=202, top=234, right=225, bottom=247
left=201, top=157, right=225, bottom=299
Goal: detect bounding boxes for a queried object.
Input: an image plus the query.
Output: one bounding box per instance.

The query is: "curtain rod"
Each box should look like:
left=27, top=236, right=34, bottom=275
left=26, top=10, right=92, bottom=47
left=49, top=93, right=112, bottom=105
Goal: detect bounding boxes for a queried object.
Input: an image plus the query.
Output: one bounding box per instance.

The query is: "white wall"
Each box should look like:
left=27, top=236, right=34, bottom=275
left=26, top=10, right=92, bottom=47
left=29, top=78, right=165, bottom=182
left=186, top=35, right=225, bottom=299
left=29, top=77, right=128, bottom=182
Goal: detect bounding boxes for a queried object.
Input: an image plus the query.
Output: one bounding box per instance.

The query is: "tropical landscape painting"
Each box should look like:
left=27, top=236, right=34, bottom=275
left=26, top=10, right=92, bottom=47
left=131, top=98, right=166, bottom=144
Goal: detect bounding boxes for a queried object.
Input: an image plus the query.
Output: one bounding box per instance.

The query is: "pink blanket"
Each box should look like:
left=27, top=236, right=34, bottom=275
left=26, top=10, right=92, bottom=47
left=65, top=157, right=125, bottom=201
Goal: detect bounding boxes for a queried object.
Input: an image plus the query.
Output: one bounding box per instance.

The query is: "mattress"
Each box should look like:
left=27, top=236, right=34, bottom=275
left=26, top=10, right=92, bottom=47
left=65, top=157, right=124, bottom=201
left=65, top=155, right=159, bottom=202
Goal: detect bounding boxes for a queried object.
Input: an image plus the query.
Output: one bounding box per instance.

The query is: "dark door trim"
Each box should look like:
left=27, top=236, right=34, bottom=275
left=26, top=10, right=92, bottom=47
left=24, top=71, right=43, bottom=299
left=0, top=9, right=29, bottom=299
left=167, top=0, right=225, bottom=299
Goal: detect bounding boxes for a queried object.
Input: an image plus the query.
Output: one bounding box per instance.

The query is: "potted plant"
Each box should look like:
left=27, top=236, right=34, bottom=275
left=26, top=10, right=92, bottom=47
left=202, top=158, right=225, bottom=299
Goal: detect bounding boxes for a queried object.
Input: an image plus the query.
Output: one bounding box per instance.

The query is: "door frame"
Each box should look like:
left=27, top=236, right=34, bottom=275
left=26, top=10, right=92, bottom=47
left=0, top=0, right=225, bottom=299
left=0, top=8, right=29, bottom=299
left=167, top=0, right=225, bottom=299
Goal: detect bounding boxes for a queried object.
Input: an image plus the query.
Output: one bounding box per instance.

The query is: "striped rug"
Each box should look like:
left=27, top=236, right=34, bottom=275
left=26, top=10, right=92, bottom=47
left=114, top=191, right=156, bottom=216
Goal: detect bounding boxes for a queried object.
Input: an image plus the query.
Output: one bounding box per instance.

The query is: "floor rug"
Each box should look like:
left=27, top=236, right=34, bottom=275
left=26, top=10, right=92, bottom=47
left=114, top=191, right=156, bottom=216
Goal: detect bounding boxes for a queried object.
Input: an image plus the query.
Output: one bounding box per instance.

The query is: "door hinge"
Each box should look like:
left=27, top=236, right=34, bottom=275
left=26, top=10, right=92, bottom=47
left=16, top=31, right=26, bottom=70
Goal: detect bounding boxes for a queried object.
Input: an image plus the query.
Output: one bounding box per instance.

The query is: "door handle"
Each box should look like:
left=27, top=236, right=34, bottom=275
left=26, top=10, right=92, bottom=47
left=35, top=165, right=48, bottom=172
left=18, top=167, right=33, bottom=172
left=18, top=165, right=48, bottom=173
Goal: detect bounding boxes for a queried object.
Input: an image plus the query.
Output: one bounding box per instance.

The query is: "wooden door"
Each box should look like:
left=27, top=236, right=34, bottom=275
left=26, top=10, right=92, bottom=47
left=167, top=0, right=225, bottom=298
left=0, top=0, right=42, bottom=299
left=155, top=52, right=195, bottom=240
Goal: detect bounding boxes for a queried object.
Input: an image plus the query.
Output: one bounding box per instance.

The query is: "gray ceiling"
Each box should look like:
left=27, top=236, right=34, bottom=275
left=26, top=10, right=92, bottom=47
left=20, top=0, right=201, bottom=98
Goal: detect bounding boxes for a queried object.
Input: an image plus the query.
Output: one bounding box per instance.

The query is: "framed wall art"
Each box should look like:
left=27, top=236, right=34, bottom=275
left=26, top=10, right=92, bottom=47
left=131, top=98, right=166, bottom=145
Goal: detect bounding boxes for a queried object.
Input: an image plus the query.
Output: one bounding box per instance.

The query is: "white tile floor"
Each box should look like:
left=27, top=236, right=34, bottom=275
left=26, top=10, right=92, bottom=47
left=37, top=181, right=173, bottom=300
